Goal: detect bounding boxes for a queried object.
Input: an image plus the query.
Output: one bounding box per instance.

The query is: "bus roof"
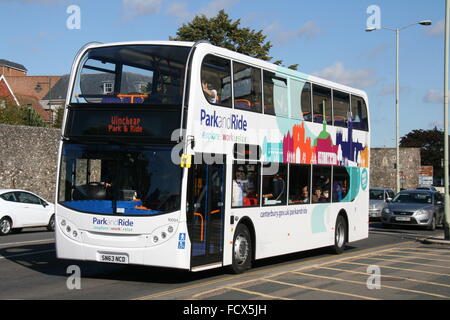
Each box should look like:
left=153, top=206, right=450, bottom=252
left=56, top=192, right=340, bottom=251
left=78, top=40, right=368, bottom=100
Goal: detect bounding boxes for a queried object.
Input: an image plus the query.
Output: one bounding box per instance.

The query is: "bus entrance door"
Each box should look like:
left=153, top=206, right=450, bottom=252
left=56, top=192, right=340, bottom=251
left=188, top=154, right=225, bottom=269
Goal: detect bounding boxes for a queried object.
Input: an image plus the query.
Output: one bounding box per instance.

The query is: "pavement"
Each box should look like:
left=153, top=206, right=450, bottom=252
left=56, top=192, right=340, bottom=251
left=421, top=237, right=450, bottom=245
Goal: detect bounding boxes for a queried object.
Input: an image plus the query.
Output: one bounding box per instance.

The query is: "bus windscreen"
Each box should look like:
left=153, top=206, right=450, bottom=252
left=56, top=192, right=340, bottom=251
left=58, top=143, right=182, bottom=216
left=71, top=45, right=191, bottom=105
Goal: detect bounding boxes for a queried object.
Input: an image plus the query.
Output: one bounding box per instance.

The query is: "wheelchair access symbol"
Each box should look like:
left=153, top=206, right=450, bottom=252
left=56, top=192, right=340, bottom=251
left=178, top=233, right=186, bottom=249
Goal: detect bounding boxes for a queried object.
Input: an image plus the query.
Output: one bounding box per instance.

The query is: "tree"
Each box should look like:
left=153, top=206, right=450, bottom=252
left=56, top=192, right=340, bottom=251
left=170, top=10, right=298, bottom=70
left=400, top=128, right=445, bottom=185
left=53, top=105, right=65, bottom=129
left=0, top=102, right=46, bottom=127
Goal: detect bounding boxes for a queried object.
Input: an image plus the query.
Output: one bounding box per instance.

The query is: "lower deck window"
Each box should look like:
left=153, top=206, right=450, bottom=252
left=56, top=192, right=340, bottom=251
left=262, top=163, right=287, bottom=206
left=232, top=162, right=260, bottom=207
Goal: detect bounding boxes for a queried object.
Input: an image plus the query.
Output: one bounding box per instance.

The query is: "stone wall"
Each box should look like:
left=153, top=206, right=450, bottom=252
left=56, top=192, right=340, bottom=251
left=0, top=125, right=423, bottom=203
left=0, top=124, right=61, bottom=201
left=370, top=147, right=421, bottom=191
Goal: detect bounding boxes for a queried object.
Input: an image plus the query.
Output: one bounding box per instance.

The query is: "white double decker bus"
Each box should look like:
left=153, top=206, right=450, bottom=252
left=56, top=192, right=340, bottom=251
left=56, top=41, right=369, bottom=273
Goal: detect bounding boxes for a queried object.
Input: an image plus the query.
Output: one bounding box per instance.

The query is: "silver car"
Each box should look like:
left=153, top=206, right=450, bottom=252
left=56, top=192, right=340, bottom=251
left=369, top=187, right=396, bottom=220
left=381, top=190, right=444, bottom=230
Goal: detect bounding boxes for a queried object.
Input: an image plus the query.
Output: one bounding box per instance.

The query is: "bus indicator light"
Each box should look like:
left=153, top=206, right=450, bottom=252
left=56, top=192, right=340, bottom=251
left=180, top=154, right=192, bottom=168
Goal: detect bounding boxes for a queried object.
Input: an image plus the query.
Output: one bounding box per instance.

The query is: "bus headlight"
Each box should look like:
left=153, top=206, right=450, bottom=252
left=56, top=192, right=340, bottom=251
left=147, top=224, right=177, bottom=247
left=59, top=217, right=81, bottom=242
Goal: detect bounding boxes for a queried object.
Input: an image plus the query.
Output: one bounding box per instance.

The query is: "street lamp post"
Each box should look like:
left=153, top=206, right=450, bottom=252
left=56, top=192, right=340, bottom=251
left=366, top=20, right=432, bottom=193
left=444, top=0, right=450, bottom=240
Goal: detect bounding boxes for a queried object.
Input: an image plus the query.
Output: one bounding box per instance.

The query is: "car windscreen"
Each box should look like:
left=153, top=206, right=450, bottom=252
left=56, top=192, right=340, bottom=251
left=392, top=192, right=432, bottom=204
left=369, top=189, right=384, bottom=200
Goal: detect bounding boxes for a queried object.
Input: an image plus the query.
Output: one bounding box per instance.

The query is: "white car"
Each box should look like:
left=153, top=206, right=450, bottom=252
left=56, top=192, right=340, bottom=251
left=0, top=189, right=55, bottom=236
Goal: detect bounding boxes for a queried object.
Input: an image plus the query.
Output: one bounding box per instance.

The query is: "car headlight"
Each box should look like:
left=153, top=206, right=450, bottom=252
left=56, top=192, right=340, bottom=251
left=382, top=208, right=391, bottom=214
left=416, top=209, right=432, bottom=216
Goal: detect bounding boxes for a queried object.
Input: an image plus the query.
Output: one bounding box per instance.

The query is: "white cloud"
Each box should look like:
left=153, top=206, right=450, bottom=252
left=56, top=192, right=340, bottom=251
left=426, top=19, right=444, bottom=37
left=265, top=21, right=321, bottom=45
left=165, top=0, right=239, bottom=22
left=423, top=89, right=445, bottom=103
left=312, top=62, right=378, bottom=88
left=198, top=0, right=239, bottom=18
left=122, top=0, right=161, bottom=21
left=166, top=1, right=190, bottom=21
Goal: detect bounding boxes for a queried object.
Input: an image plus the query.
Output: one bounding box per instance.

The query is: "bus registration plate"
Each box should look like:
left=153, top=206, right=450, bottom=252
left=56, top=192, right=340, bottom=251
left=98, top=253, right=129, bottom=264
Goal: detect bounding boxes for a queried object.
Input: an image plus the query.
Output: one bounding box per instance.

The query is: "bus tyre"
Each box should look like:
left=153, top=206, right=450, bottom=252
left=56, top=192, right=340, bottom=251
left=0, top=217, right=12, bottom=236
left=231, top=224, right=252, bottom=274
left=47, top=214, right=55, bottom=232
left=332, top=215, right=347, bottom=254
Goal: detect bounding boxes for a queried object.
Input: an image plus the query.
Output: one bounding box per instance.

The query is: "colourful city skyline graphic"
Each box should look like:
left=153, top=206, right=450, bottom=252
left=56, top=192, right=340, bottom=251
left=263, top=121, right=369, bottom=168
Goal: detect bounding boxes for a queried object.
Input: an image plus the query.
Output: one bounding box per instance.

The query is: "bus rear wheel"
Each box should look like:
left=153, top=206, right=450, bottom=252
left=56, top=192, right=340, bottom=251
left=231, top=224, right=252, bottom=274
left=331, top=215, right=347, bottom=254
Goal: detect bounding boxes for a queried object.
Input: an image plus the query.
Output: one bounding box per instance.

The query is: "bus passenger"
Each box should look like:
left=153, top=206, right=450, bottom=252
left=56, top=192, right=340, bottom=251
left=232, top=170, right=245, bottom=207
left=290, top=186, right=309, bottom=204
left=299, top=186, right=310, bottom=203
left=202, top=80, right=218, bottom=104
left=263, top=173, right=286, bottom=204
left=312, top=187, right=327, bottom=203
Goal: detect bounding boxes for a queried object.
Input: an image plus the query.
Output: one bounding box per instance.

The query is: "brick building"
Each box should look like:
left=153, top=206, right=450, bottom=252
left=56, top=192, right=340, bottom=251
left=0, top=59, right=63, bottom=123
left=0, top=75, right=20, bottom=108
left=0, top=59, right=27, bottom=77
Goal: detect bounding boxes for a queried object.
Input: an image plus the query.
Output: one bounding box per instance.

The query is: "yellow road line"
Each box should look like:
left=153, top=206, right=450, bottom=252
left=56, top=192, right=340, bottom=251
left=409, top=247, right=450, bottom=253
left=223, top=286, right=293, bottom=300
left=318, top=266, right=450, bottom=289
left=190, top=278, right=268, bottom=299
left=133, top=241, right=412, bottom=300
left=340, top=261, right=450, bottom=277
left=263, top=278, right=379, bottom=300
left=292, top=271, right=449, bottom=299
left=350, top=256, right=450, bottom=270
left=373, top=252, right=450, bottom=263
left=190, top=278, right=292, bottom=300
left=394, top=249, right=450, bottom=257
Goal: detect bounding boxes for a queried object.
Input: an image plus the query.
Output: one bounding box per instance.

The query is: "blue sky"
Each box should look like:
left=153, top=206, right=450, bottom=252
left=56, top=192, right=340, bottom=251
left=0, top=0, right=447, bottom=147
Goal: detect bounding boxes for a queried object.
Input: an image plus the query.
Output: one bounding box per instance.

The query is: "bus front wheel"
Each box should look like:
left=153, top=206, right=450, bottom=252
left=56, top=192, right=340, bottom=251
left=331, top=215, right=347, bottom=254
left=231, top=224, right=252, bottom=274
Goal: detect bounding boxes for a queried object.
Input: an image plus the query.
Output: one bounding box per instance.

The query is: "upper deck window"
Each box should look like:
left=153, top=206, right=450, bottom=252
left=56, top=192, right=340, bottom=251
left=233, top=62, right=262, bottom=113
left=351, top=95, right=369, bottom=131
left=333, top=90, right=350, bottom=128
left=263, top=71, right=288, bottom=117
left=313, top=84, right=332, bottom=125
left=71, top=45, right=190, bottom=105
left=201, top=55, right=232, bottom=107
left=291, top=80, right=312, bottom=121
